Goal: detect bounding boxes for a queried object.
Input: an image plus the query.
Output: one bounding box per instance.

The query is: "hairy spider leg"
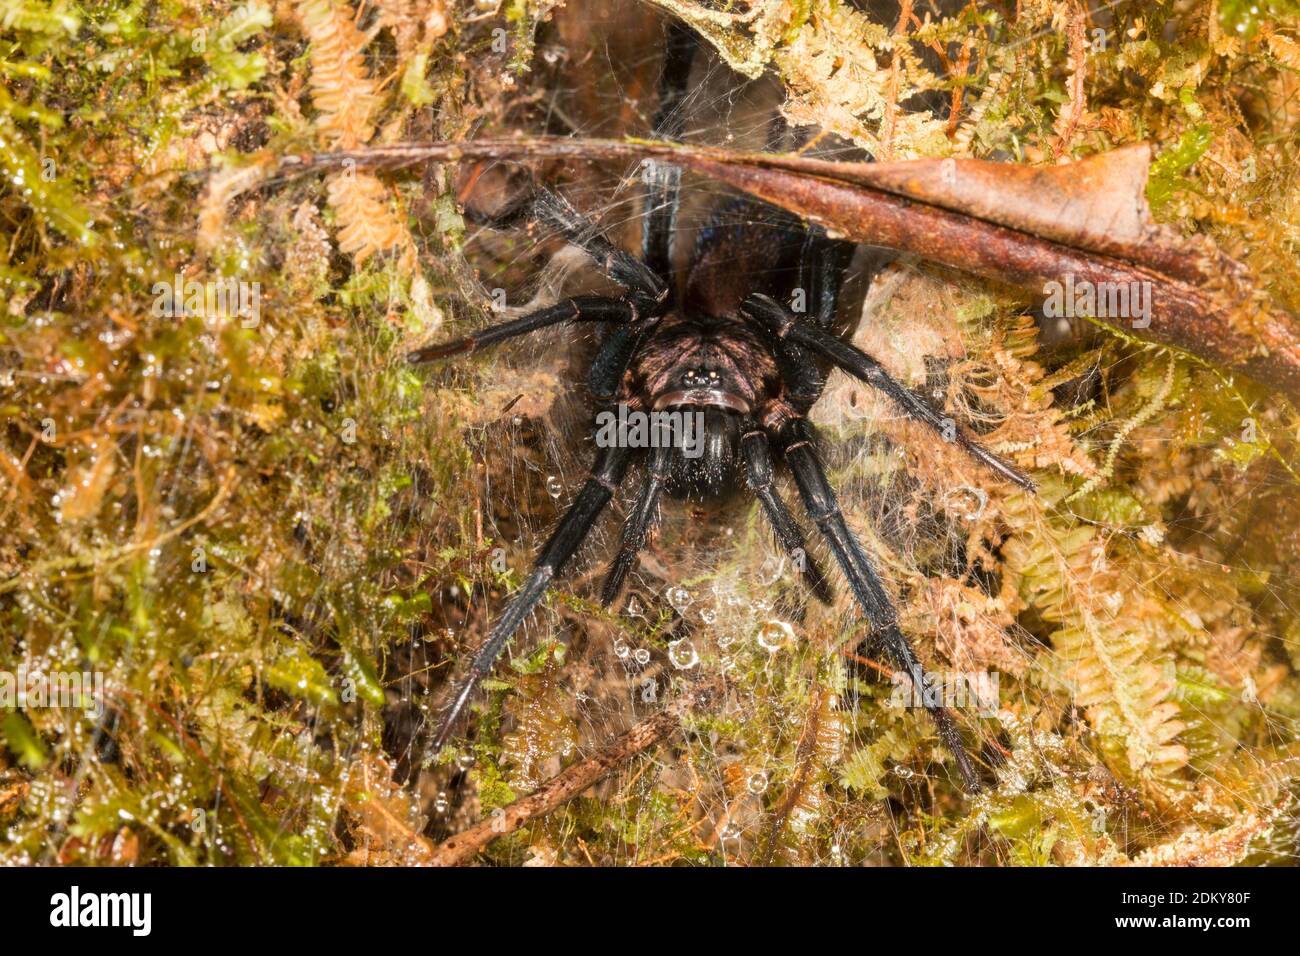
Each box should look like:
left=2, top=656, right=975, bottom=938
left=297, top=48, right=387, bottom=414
left=743, top=294, right=1036, bottom=491
left=761, top=222, right=856, bottom=411
left=797, top=224, right=857, bottom=332
left=600, top=443, right=672, bottom=607
left=740, top=427, right=833, bottom=603
left=433, top=445, right=634, bottom=750
left=640, top=18, right=696, bottom=284
left=529, top=190, right=668, bottom=315
left=416, top=178, right=671, bottom=745
left=408, top=295, right=637, bottom=363
left=409, top=184, right=673, bottom=364
left=594, top=25, right=712, bottom=608
left=454, top=185, right=667, bottom=309
left=774, top=416, right=982, bottom=792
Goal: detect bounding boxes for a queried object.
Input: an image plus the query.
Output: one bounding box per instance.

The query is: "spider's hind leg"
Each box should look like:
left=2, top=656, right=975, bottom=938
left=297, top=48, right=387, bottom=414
left=775, top=417, right=982, bottom=792
left=432, top=444, right=633, bottom=750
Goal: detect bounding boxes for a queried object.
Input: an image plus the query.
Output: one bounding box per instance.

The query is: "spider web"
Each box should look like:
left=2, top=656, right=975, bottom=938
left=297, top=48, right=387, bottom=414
left=392, top=3, right=1300, bottom=867
left=4, top=0, right=1295, bottom=874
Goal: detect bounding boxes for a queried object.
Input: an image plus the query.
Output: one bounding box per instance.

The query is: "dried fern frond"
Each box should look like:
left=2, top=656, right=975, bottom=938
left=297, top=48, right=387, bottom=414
left=326, top=170, right=417, bottom=269
left=1129, top=802, right=1287, bottom=865
left=759, top=682, right=846, bottom=864
left=296, top=0, right=417, bottom=271
left=295, top=0, right=381, bottom=148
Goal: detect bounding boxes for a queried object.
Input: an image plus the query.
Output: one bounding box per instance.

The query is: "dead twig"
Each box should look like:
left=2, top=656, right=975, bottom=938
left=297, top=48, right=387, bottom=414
left=757, top=685, right=825, bottom=866
left=428, top=678, right=721, bottom=866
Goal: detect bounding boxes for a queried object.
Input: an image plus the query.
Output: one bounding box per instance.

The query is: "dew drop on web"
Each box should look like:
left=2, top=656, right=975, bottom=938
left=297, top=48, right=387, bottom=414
left=668, top=638, right=698, bottom=670
left=666, top=586, right=693, bottom=613
left=756, top=619, right=794, bottom=653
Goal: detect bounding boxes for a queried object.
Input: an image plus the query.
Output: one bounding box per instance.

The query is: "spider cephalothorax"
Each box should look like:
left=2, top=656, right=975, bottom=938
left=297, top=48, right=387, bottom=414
left=414, top=24, right=1034, bottom=792
left=629, top=316, right=774, bottom=498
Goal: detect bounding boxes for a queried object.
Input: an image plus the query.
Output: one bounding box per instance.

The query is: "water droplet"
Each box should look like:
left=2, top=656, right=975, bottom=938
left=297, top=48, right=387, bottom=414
left=945, top=485, right=988, bottom=521
left=434, top=791, right=449, bottom=813
left=666, top=586, right=693, bottom=613
left=756, top=619, right=794, bottom=652
left=545, top=475, right=563, bottom=498
left=613, top=639, right=630, bottom=660
left=456, top=754, right=475, bottom=772
left=633, top=648, right=650, bottom=666
left=699, top=607, right=717, bottom=625
left=668, top=638, right=698, bottom=670
left=747, top=771, right=768, bottom=794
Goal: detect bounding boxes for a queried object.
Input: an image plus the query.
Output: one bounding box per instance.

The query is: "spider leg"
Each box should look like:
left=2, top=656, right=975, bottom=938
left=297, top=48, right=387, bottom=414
left=775, top=417, right=982, bottom=791
left=797, top=225, right=856, bottom=332
left=461, top=184, right=668, bottom=314
left=529, top=189, right=668, bottom=314
left=745, top=293, right=1035, bottom=491
left=588, top=324, right=647, bottom=404
left=750, top=222, right=855, bottom=412
left=600, top=443, right=672, bottom=607
left=641, top=19, right=696, bottom=283
left=433, top=445, right=633, bottom=750
left=408, top=295, right=637, bottom=364
left=740, top=427, right=832, bottom=603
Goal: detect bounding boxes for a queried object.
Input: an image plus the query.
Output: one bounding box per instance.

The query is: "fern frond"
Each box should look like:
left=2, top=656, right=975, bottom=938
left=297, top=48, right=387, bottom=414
left=296, top=0, right=418, bottom=271
left=1129, top=802, right=1287, bottom=865
left=295, top=0, right=381, bottom=148
left=1000, top=495, right=1190, bottom=790
left=758, top=684, right=845, bottom=864
left=326, top=171, right=416, bottom=268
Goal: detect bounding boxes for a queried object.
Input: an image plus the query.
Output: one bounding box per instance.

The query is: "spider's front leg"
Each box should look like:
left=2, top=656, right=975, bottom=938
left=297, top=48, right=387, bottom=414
left=744, top=294, right=1035, bottom=491
left=640, top=17, right=696, bottom=284
left=408, top=295, right=638, bottom=364
left=772, top=415, right=982, bottom=792
left=433, top=444, right=633, bottom=750
left=409, top=187, right=670, bottom=365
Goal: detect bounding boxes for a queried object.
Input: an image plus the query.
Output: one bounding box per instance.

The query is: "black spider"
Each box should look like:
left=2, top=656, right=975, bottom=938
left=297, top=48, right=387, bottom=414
left=414, top=24, right=1034, bottom=792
